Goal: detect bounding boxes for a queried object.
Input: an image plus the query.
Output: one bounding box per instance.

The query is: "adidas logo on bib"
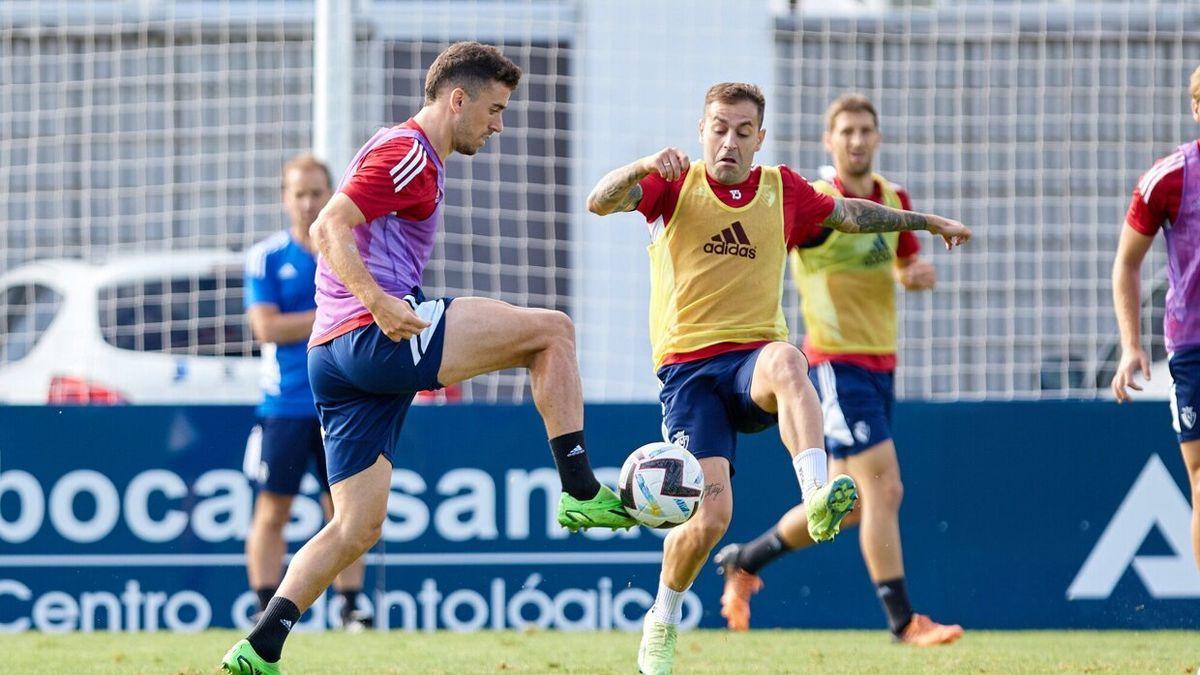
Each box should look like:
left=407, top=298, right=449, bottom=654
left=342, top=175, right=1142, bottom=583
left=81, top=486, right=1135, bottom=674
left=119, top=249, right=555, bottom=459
left=703, top=221, right=756, bottom=259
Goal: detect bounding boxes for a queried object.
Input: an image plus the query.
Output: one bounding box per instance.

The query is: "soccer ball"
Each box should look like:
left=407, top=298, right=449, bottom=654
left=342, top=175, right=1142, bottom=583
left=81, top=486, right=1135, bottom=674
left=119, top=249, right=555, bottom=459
left=618, top=442, right=705, bottom=528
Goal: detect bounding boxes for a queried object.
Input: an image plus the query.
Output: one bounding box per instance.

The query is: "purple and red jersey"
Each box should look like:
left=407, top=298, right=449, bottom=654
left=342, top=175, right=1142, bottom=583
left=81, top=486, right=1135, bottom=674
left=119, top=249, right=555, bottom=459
left=1126, top=140, right=1200, bottom=352
left=310, top=120, right=444, bottom=347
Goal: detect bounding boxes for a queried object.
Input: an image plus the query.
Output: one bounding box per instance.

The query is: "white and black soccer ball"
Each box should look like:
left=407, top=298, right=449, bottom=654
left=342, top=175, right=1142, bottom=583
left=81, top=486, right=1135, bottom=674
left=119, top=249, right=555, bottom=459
left=618, top=442, right=704, bottom=528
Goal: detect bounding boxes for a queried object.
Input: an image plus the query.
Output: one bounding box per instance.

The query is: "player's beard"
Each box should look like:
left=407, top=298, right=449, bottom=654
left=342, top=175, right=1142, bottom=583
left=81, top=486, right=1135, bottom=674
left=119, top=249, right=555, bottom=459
left=712, top=165, right=738, bottom=183
left=711, top=156, right=746, bottom=184
left=452, top=121, right=483, bottom=156
left=843, top=161, right=872, bottom=178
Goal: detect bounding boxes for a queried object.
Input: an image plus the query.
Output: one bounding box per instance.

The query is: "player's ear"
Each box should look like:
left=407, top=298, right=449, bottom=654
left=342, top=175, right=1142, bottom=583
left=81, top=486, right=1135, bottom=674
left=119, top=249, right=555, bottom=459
left=1192, top=97, right=1200, bottom=123
left=755, top=127, right=766, bottom=151
left=823, top=131, right=833, bottom=154
left=450, top=87, right=468, bottom=112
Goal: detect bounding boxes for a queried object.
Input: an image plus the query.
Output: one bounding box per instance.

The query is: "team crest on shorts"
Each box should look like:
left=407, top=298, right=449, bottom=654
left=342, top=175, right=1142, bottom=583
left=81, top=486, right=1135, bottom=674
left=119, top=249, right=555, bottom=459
left=853, top=420, right=871, bottom=444
left=1181, top=406, right=1196, bottom=430
left=672, top=429, right=691, bottom=449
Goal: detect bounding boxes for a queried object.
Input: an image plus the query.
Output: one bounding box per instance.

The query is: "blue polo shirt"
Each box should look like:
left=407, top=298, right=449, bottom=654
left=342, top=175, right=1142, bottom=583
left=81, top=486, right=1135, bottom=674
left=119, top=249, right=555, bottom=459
left=244, top=231, right=319, bottom=419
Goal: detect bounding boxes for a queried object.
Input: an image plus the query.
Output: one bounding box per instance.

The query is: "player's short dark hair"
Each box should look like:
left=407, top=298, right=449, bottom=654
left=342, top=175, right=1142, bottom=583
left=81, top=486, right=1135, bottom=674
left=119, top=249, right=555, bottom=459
left=1191, top=65, right=1200, bottom=103
left=704, top=82, right=766, bottom=126
left=280, top=153, right=332, bottom=190
left=424, top=42, right=522, bottom=104
left=825, top=93, right=879, bottom=132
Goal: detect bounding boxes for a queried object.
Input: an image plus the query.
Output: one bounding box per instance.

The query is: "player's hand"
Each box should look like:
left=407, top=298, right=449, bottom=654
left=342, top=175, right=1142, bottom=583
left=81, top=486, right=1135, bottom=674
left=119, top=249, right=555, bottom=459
left=369, top=294, right=431, bottom=342
left=1111, top=347, right=1151, bottom=403
left=896, top=258, right=936, bottom=290
left=641, top=147, right=690, bottom=182
left=925, top=216, right=971, bottom=249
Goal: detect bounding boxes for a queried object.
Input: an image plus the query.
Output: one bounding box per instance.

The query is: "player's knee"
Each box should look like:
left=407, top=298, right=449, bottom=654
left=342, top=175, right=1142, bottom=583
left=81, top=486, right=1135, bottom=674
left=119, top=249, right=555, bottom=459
left=254, top=495, right=293, bottom=531
left=543, top=309, right=576, bottom=347
left=257, top=509, right=290, bottom=532
left=349, top=522, right=382, bottom=555
left=1184, top=453, right=1200, bottom=484
left=334, top=516, right=382, bottom=555
left=1186, top=463, right=1200, bottom=499
left=697, top=520, right=729, bottom=548
left=689, top=510, right=731, bottom=546
left=530, top=309, right=576, bottom=360
left=877, top=476, right=904, bottom=512
left=761, top=343, right=809, bottom=388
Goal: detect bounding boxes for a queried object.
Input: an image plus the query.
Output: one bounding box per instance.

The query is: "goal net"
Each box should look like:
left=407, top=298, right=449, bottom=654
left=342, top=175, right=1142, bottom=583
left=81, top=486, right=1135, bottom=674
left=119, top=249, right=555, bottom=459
left=773, top=0, right=1198, bottom=399
left=2, top=0, right=1197, bottom=402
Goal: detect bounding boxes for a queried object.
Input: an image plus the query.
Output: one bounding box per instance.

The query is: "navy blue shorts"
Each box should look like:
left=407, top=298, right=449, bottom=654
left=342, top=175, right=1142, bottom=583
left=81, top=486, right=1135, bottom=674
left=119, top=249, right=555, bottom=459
left=1169, top=347, right=1200, bottom=443
left=808, top=361, right=895, bottom=459
left=656, top=347, right=777, bottom=471
left=243, top=416, right=328, bottom=495
left=308, top=294, right=453, bottom=485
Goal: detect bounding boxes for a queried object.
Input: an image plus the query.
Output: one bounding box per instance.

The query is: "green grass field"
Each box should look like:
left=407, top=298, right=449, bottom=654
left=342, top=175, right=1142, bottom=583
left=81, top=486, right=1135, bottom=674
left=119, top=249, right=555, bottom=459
left=5, top=629, right=1196, bottom=674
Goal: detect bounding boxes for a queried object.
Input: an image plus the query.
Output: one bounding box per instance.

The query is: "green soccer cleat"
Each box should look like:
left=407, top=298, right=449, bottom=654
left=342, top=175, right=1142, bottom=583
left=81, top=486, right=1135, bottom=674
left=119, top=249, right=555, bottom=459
left=556, top=484, right=638, bottom=531
left=806, top=473, right=858, bottom=543
left=221, top=639, right=281, bottom=675
left=637, top=611, right=678, bottom=675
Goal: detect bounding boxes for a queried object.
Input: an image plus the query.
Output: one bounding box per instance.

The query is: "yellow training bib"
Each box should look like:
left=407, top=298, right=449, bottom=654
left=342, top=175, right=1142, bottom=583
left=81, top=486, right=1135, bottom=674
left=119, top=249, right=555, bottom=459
left=648, top=162, right=789, bottom=369
left=790, top=175, right=902, bottom=354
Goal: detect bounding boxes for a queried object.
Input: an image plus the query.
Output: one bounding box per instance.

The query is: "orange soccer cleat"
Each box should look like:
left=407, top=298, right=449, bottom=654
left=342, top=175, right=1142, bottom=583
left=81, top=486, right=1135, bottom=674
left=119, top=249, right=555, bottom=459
left=897, top=613, right=964, bottom=646
left=714, top=544, right=763, bottom=632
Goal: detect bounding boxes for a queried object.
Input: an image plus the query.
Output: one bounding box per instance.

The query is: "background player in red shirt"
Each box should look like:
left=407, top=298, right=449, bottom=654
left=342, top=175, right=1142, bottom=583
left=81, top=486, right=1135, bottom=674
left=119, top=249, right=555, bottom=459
left=1112, top=64, right=1200, bottom=578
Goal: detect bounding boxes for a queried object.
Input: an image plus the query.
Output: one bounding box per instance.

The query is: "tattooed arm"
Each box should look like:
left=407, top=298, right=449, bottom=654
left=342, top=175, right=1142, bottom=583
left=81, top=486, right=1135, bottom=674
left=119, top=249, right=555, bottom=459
left=586, top=164, right=648, bottom=215
left=823, top=197, right=972, bottom=249
left=587, top=146, right=690, bottom=215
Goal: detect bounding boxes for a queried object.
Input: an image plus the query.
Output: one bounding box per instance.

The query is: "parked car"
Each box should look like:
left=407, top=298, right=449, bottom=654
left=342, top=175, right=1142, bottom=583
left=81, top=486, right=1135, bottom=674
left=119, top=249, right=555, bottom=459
left=0, top=251, right=261, bottom=404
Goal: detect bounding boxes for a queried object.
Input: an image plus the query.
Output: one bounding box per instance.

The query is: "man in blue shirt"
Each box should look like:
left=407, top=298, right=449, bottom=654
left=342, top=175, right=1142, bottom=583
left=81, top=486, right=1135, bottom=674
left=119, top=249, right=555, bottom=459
left=243, top=154, right=369, bottom=630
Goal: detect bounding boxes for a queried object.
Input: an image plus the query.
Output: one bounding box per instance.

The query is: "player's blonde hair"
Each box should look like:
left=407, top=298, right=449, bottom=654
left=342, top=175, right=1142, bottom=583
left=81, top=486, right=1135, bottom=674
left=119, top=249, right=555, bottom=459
left=825, top=93, right=879, bottom=132
left=704, top=82, right=766, bottom=126
left=1191, top=64, right=1200, bottom=103
left=281, top=153, right=332, bottom=190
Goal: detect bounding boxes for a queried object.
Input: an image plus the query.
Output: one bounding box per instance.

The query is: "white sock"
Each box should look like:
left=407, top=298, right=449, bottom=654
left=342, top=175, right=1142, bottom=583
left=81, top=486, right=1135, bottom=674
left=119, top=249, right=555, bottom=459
left=793, top=448, right=828, bottom=502
left=651, top=579, right=687, bottom=625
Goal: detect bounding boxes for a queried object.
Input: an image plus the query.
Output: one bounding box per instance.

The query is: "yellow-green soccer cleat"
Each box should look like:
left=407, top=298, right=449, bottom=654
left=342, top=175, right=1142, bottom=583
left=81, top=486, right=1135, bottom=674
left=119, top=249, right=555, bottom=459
left=637, top=611, right=678, bottom=675
left=806, top=473, right=858, bottom=543
left=556, top=484, right=638, bottom=531
left=221, top=639, right=281, bottom=675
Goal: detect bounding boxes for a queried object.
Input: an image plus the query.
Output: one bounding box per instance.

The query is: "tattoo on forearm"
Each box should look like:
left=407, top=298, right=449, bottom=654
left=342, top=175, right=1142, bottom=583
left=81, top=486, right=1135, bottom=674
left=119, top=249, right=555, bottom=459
left=703, top=482, right=725, bottom=501
left=615, top=184, right=643, bottom=212
left=824, top=200, right=847, bottom=227
left=589, top=164, right=647, bottom=214
left=827, top=198, right=929, bottom=234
